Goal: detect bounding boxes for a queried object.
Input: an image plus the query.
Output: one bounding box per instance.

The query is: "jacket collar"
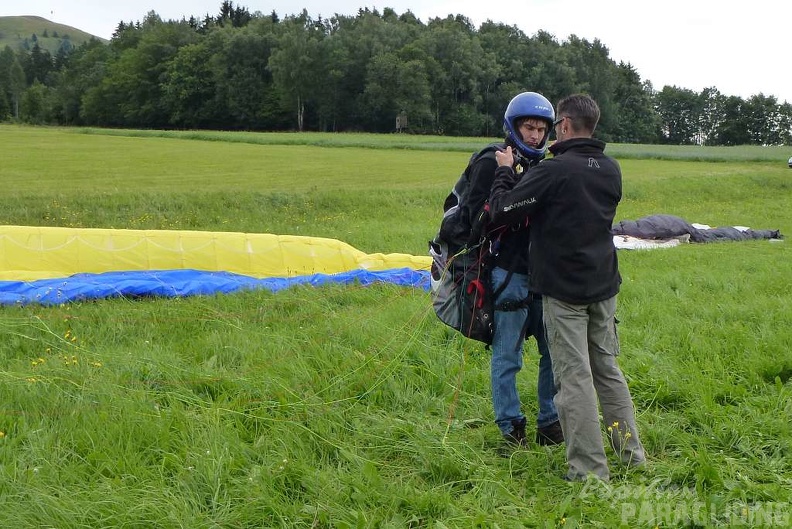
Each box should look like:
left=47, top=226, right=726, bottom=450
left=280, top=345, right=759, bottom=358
left=549, top=137, right=606, bottom=156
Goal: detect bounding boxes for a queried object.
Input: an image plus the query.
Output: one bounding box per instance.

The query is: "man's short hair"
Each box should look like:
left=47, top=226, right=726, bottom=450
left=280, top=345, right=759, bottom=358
left=557, top=94, right=600, bottom=134
left=516, top=116, right=549, bottom=128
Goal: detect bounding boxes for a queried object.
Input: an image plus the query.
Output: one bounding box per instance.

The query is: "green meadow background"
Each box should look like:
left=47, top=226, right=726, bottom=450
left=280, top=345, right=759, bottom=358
left=1, top=124, right=791, bottom=527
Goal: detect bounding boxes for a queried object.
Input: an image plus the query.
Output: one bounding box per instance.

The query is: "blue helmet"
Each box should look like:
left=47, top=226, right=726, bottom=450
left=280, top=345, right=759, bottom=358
left=503, top=92, right=555, bottom=158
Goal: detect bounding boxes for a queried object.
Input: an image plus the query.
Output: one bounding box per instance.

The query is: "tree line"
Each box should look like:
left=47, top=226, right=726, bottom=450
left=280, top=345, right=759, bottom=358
left=1, top=1, right=790, bottom=145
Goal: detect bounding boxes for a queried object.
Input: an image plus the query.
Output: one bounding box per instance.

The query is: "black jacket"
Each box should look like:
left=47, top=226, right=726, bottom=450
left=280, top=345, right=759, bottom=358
left=488, top=138, right=622, bottom=304
left=465, top=145, right=539, bottom=273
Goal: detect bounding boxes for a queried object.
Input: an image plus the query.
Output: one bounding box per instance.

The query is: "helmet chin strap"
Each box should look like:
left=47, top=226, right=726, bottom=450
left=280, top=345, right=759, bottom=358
left=512, top=138, right=545, bottom=159
left=506, top=137, right=532, bottom=156
left=506, top=125, right=550, bottom=160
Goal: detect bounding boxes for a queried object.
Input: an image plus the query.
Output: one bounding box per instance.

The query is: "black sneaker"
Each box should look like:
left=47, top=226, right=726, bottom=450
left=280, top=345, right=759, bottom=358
left=536, top=420, right=564, bottom=446
left=503, top=417, right=527, bottom=447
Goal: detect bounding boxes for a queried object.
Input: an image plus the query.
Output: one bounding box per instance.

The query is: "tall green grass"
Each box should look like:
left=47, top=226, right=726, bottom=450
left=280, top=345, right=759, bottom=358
left=1, top=125, right=790, bottom=527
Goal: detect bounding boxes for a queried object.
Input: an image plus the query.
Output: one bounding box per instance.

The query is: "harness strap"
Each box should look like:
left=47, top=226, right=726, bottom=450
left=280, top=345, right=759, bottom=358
left=466, top=279, right=486, bottom=308
left=495, top=293, right=533, bottom=312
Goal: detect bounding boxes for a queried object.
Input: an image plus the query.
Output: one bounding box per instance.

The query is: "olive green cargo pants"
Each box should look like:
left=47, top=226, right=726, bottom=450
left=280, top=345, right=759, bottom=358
left=543, top=295, right=645, bottom=481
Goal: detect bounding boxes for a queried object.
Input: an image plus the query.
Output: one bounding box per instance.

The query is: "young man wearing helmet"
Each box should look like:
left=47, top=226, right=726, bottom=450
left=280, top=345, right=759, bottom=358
left=489, top=94, right=645, bottom=481
left=474, top=91, right=563, bottom=448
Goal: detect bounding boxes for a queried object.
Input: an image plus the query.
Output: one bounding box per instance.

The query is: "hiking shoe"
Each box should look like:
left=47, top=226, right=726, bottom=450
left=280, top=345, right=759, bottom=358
left=502, top=418, right=527, bottom=447
left=536, top=420, right=564, bottom=446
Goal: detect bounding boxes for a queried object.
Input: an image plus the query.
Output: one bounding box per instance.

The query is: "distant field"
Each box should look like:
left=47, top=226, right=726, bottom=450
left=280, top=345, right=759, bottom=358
left=79, top=125, right=792, bottom=162
left=1, top=124, right=790, bottom=527
left=2, top=125, right=790, bottom=255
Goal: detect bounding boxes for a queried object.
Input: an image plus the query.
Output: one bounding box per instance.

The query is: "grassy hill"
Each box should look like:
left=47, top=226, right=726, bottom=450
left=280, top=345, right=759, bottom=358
left=0, top=15, right=105, bottom=56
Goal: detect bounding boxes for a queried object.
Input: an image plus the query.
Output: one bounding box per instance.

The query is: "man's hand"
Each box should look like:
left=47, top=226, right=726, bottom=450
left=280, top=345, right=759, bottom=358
left=495, top=146, right=515, bottom=168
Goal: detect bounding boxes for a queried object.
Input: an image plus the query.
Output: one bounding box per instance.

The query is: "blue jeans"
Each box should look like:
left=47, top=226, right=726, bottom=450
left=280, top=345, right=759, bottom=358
left=490, top=266, right=558, bottom=435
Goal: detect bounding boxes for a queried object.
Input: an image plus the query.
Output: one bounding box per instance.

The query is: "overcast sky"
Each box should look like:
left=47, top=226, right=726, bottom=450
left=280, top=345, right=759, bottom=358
left=5, top=0, right=792, bottom=104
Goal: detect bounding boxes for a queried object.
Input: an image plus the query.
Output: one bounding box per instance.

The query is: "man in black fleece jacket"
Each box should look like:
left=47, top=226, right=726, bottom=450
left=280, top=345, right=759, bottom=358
left=488, top=94, right=645, bottom=482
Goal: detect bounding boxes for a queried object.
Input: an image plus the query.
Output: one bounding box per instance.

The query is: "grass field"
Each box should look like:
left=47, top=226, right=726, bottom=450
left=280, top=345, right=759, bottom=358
left=1, top=124, right=791, bottom=527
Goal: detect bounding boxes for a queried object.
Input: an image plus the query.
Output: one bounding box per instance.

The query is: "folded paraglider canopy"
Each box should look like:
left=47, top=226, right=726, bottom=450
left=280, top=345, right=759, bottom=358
left=0, top=225, right=432, bottom=305
left=612, top=214, right=783, bottom=243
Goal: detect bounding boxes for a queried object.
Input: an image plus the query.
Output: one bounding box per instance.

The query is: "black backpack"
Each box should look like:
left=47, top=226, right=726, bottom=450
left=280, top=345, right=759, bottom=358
left=428, top=144, right=507, bottom=345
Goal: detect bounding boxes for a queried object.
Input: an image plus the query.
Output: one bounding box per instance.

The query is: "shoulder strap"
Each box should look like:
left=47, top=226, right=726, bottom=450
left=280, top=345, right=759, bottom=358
left=473, top=142, right=504, bottom=163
